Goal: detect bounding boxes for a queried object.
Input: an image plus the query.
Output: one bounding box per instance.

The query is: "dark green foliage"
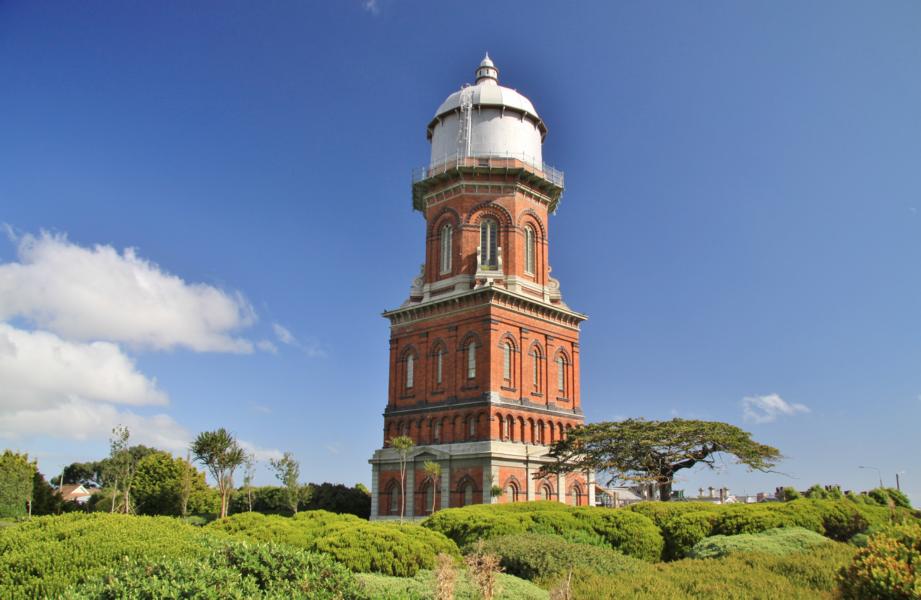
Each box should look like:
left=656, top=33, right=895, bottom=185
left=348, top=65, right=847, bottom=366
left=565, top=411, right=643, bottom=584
left=804, top=484, right=828, bottom=499
left=30, top=470, right=62, bottom=516
left=53, top=446, right=159, bottom=488
left=70, top=539, right=363, bottom=599
left=839, top=522, right=921, bottom=599
left=781, top=486, right=802, bottom=501
left=660, top=511, right=718, bottom=559
left=478, top=533, right=646, bottom=583
left=229, top=485, right=295, bottom=515
left=304, top=482, right=372, bottom=518
left=207, top=510, right=460, bottom=577
left=422, top=502, right=663, bottom=562
left=133, top=451, right=218, bottom=516
left=711, top=505, right=790, bottom=535
left=0, top=450, right=35, bottom=518
left=625, top=501, right=721, bottom=528
left=689, top=527, right=831, bottom=558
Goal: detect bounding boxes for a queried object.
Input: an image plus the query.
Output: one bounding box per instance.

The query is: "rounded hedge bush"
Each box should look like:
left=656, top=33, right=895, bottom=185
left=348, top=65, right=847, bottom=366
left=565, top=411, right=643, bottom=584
left=209, top=509, right=459, bottom=577
left=660, top=511, right=718, bottom=560
left=68, top=539, right=364, bottom=599
left=0, top=513, right=222, bottom=598
left=689, top=527, right=831, bottom=559
left=478, top=533, right=648, bottom=583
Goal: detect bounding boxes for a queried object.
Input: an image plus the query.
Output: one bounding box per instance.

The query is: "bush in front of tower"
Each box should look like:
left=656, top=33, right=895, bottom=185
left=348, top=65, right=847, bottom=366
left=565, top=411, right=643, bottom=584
left=208, top=509, right=460, bottom=577
left=422, top=502, right=664, bottom=562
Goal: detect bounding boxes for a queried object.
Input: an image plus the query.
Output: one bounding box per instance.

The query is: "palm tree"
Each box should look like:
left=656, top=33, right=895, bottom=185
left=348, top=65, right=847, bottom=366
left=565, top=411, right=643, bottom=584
left=423, top=460, right=442, bottom=515
left=390, top=435, right=415, bottom=523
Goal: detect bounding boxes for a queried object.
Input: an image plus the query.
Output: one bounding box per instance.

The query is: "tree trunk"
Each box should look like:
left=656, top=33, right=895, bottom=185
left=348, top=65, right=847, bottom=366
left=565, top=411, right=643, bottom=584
left=432, top=477, right=437, bottom=515
left=658, top=477, right=673, bottom=502
left=111, top=477, right=118, bottom=513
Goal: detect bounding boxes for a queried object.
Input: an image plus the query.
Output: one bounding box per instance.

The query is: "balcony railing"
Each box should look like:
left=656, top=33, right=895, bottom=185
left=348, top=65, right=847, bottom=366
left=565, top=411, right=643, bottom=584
left=412, top=152, right=564, bottom=188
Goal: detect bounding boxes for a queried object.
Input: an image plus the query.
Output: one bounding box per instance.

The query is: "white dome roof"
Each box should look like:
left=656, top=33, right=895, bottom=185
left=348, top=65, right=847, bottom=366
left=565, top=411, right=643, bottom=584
left=427, top=55, right=547, bottom=141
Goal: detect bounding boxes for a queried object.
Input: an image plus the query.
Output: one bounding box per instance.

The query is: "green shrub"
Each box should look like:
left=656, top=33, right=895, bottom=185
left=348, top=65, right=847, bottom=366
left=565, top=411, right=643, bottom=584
left=423, top=502, right=662, bottom=562
left=867, top=487, right=913, bottom=509
left=0, top=513, right=222, bottom=598
left=209, top=509, right=459, bottom=577
left=68, top=539, right=363, bottom=599
left=355, top=570, right=548, bottom=600
left=781, top=486, right=802, bottom=501
left=712, top=506, right=789, bottom=535
left=624, top=501, right=720, bottom=528
left=660, top=511, right=718, bottom=559
left=839, top=522, right=921, bottom=599
left=804, top=484, right=829, bottom=499
left=689, top=527, right=831, bottom=558
left=477, top=533, right=647, bottom=584
left=567, top=543, right=855, bottom=600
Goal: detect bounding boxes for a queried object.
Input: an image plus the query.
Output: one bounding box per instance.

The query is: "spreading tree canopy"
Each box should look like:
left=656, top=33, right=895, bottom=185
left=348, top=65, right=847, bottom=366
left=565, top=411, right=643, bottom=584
left=536, top=418, right=781, bottom=501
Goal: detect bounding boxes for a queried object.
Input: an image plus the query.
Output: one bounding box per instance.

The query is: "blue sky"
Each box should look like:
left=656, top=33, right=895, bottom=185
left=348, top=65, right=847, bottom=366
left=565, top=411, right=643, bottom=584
left=1, top=1, right=919, bottom=502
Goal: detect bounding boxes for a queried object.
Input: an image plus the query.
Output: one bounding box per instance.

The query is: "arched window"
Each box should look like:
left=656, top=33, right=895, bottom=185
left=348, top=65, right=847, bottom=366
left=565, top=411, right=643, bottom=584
left=398, top=421, right=407, bottom=436
left=440, top=224, right=452, bottom=274
left=530, top=419, right=537, bottom=445
left=435, top=347, right=444, bottom=386
left=460, top=479, right=474, bottom=506
left=467, top=340, right=477, bottom=379
left=480, top=218, right=498, bottom=268
left=504, top=416, right=512, bottom=441
left=387, top=481, right=401, bottom=515
left=538, top=421, right=545, bottom=445
left=433, top=419, right=442, bottom=443
left=556, top=355, right=567, bottom=394
left=540, top=483, right=552, bottom=501
left=506, top=481, right=519, bottom=502
left=502, top=341, right=512, bottom=380
left=467, top=415, right=477, bottom=440
left=524, top=225, right=535, bottom=275
left=406, top=353, right=415, bottom=389
left=571, top=484, right=583, bottom=506
left=531, top=347, right=541, bottom=391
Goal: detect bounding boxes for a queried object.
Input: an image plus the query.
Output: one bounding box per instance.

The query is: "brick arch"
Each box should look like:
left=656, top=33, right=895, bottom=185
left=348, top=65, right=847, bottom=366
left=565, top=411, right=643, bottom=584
left=516, top=208, right=547, bottom=239
left=383, top=478, right=402, bottom=516
left=502, top=475, right=523, bottom=502
left=457, top=331, right=482, bottom=352
left=427, top=206, right=462, bottom=237
left=569, top=481, right=586, bottom=506
left=498, top=332, right=519, bottom=351
left=537, top=478, right=556, bottom=501
left=465, top=200, right=513, bottom=227
left=455, top=474, right=479, bottom=507
left=429, top=337, right=448, bottom=355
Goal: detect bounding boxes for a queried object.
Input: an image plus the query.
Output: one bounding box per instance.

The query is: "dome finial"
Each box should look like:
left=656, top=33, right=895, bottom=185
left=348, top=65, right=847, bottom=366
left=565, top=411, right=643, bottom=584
left=475, top=53, right=498, bottom=85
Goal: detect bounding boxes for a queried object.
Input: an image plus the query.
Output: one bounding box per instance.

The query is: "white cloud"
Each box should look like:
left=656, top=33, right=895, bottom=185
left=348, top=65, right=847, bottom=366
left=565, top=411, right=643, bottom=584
left=272, top=323, right=296, bottom=345
left=0, top=396, right=190, bottom=452
left=239, top=439, right=283, bottom=463
left=0, top=231, right=255, bottom=353
left=741, top=393, right=810, bottom=424
left=0, top=323, right=167, bottom=411
left=256, top=339, right=278, bottom=354
left=362, top=0, right=380, bottom=14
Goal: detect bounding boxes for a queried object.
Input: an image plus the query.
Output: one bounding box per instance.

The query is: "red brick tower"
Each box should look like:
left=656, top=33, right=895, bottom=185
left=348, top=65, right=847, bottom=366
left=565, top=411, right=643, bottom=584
left=369, top=55, right=591, bottom=519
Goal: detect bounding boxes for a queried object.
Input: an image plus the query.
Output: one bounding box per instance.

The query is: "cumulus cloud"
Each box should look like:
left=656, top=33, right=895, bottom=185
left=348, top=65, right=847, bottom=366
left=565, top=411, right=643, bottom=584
left=0, top=323, right=167, bottom=411
left=239, top=439, right=283, bottom=462
left=741, top=393, right=810, bottom=424
left=362, top=0, right=380, bottom=14
left=0, top=231, right=255, bottom=353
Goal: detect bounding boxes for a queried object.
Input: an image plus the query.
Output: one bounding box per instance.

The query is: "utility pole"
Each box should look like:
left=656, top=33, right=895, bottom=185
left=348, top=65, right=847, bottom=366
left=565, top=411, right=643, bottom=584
left=859, top=465, right=883, bottom=488
left=896, top=471, right=905, bottom=492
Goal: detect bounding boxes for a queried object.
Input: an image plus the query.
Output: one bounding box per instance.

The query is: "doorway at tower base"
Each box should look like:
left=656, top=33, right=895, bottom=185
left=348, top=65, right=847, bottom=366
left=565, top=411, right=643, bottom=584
left=368, top=441, right=594, bottom=521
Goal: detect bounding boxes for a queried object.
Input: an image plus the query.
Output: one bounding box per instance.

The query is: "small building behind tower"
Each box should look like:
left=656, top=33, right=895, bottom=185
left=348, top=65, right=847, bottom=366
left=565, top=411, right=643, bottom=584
left=369, top=55, right=592, bottom=519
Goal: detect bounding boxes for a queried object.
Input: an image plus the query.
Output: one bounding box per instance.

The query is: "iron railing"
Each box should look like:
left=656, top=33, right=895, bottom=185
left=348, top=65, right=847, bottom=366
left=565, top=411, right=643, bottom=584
left=412, top=152, right=564, bottom=188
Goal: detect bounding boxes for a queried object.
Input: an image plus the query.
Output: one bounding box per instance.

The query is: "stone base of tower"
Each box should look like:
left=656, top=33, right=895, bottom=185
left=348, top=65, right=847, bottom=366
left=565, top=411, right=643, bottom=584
left=368, top=441, right=594, bottom=521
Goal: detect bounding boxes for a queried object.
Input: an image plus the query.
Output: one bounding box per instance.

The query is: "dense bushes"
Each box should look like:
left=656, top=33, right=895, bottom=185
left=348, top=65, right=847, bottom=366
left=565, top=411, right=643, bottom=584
left=839, top=522, right=921, bottom=599
left=422, top=502, right=664, bottom=562
left=566, top=543, right=857, bottom=600
left=477, top=533, right=646, bottom=583
left=207, top=510, right=459, bottom=576
left=689, top=527, right=831, bottom=558
left=69, top=539, right=363, bottom=599
left=355, top=570, right=548, bottom=600
left=0, top=513, right=219, bottom=598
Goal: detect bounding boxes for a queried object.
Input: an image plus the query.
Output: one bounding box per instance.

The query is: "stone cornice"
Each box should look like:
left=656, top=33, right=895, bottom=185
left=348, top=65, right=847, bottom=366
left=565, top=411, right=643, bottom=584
left=383, top=286, right=587, bottom=330
left=412, top=165, right=563, bottom=213
left=383, top=394, right=585, bottom=420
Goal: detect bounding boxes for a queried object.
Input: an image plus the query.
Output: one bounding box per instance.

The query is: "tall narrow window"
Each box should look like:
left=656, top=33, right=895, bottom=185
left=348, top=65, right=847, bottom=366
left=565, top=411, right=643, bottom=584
left=389, top=482, right=400, bottom=514
left=524, top=226, right=535, bottom=275
left=556, top=355, right=566, bottom=393
left=462, top=482, right=474, bottom=506
left=433, top=419, right=441, bottom=443
left=531, top=349, right=540, bottom=388
left=440, top=224, right=452, bottom=274
left=436, top=348, right=444, bottom=385
left=468, top=416, right=477, bottom=439
left=467, top=341, right=477, bottom=379
left=479, top=218, right=498, bottom=268
left=502, top=342, right=512, bottom=380
left=406, top=354, right=414, bottom=389
left=541, top=484, right=552, bottom=501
